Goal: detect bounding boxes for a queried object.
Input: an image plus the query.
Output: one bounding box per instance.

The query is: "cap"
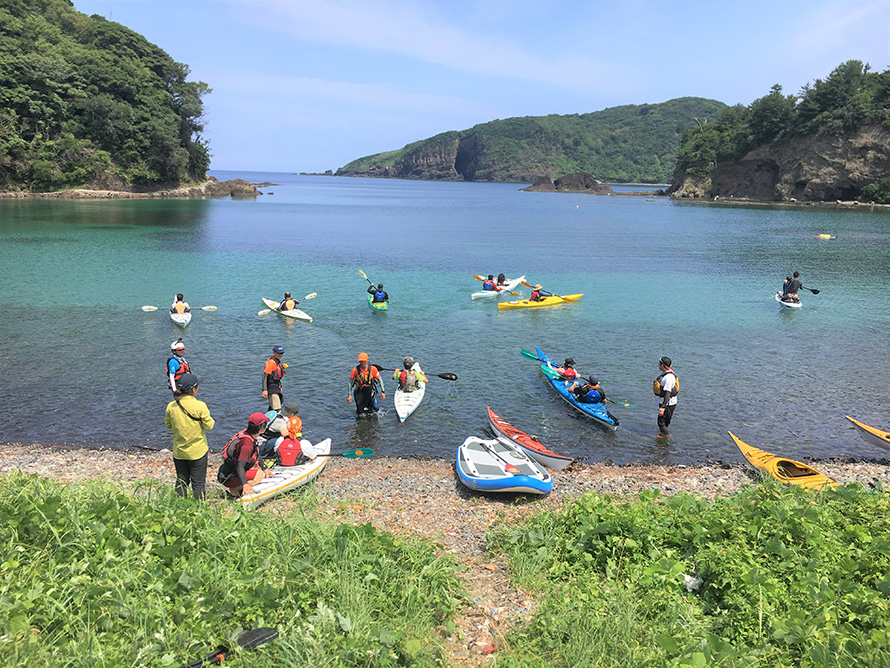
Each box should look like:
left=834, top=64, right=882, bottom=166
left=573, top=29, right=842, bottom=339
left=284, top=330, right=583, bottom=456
left=357, top=352, right=369, bottom=362
left=177, top=373, right=198, bottom=391
left=564, top=358, right=575, bottom=366
left=377, top=283, right=383, bottom=289
left=659, top=356, right=672, bottom=368
left=272, top=345, right=285, bottom=354
left=403, top=356, right=414, bottom=368
left=283, top=401, right=300, bottom=415
left=170, top=339, right=185, bottom=351
left=534, top=284, right=542, bottom=290
left=248, top=412, right=271, bottom=427
left=588, top=375, right=599, bottom=385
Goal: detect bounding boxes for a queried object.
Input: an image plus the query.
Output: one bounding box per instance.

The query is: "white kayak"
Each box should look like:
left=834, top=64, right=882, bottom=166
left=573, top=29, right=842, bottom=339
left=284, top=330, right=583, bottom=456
left=170, top=311, right=192, bottom=326
left=471, top=275, right=525, bottom=300
left=262, top=297, right=313, bottom=322
left=393, top=363, right=426, bottom=423
left=775, top=292, right=802, bottom=309
left=237, top=438, right=331, bottom=508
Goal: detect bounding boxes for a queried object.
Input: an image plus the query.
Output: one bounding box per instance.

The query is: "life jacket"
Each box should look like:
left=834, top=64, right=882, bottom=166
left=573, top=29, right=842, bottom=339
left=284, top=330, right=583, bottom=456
left=374, top=291, right=386, bottom=302
left=354, top=364, right=374, bottom=388
left=216, top=430, right=257, bottom=484
left=483, top=281, right=496, bottom=291
left=560, top=368, right=577, bottom=380
left=584, top=388, right=605, bottom=403
left=174, top=301, right=187, bottom=313
left=166, top=355, right=191, bottom=386
left=282, top=298, right=296, bottom=310
left=653, top=371, right=679, bottom=398
left=266, top=358, right=284, bottom=382
left=398, top=370, right=418, bottom=392
left=530, top=290, right=542, bottom=301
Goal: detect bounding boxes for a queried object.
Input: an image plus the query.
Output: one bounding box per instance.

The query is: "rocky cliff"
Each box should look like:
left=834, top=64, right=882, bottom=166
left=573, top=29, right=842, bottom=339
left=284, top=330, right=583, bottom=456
left=668, top=124, right=890, bottom=202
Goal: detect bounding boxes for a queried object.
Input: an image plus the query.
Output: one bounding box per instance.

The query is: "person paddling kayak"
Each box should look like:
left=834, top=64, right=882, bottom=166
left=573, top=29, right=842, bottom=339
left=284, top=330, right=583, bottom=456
left=276, top=291, right=300, bottom=311
left=170, top=293, right=190, bottom=314
left=569, top=375, right=607, bottom=403
left=367, top=283, right=388, bottom=303
left=348, top=352, right=386, bottom=414
left=530, top=284, right=552, bottom=302
left=392, top=356, right=427, bottom=391
left=482, top=275, right=500, bottom=292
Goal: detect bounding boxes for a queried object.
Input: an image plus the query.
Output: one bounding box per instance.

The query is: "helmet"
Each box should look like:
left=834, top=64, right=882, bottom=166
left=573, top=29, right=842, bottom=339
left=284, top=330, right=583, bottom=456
left=272, top=345, right=285, bottom=354
left=588, top=375, right=599, bottom=385
left=170, top=339, right=185, bottom=351
left=177, top=373, right=198, bottom=391
left=403, top=356, right=414, bottom=369
left=358, top=352, right=369, bottom=362
left=564, top=358, right=575, bottom=367
left=377, top=283, right=383, bottom=289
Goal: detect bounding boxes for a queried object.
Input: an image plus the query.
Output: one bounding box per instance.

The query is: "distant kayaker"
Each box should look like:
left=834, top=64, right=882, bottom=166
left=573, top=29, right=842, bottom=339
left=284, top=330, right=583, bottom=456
left=348, top=352, right=386, bottom=414
left=368, top=283, right=388, bottom=303
left=654, top=356, right=679, bottom=439
left=276, top=291, right=299, bottom=311
left=258, top=401, right=301, bottom=457
left=530, top=284, right=552, bottom=302
left=569, top=375, right=606, bottom=403
left=781, top=271, right=802, bottom=302
left=217, top=412, right=275, bottom=498
left=554, top=357, right=578, bottom=380
left=261, top=345, right=287, bottom=410
left=393, top=356, right=427, bottom=392
left=170, top=293, right=190, bottom=314
left=167, top=339, right=191, bottom=396
left=496, top=273, right=507, bottom=286
left=164, top=372, right=215, bottom=499
left=482, top=275, right=499, bottom=292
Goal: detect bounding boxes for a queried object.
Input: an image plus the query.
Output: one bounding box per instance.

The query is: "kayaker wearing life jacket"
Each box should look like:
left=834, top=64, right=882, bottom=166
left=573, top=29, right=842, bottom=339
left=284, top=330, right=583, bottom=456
left=530, top=284, right=552, bottom=302
left=257, top=401, right=301, bottom=457
left=167, top=339, right=191, bottom=396
left=276, top=291, right=300, bottom=311
left=392, top=356, right=428, bottom=392
left=482, top=275, right=499, bottom=292
left=554, top=358, right=578, bottom=380
left=216, top=412, right=274, bottom=497
left=496, top=273, right=507, bottom=286
left=569, top=375, right=606, bottom=404
left=654, top=356, right=679, bottom=439
left=170, top=293, right=190, bottom=314
left=367, top=283, right=388, bottom=303
left=348, top=352, right=385, bottom=414
left=261, top=345, right=286, bottom=410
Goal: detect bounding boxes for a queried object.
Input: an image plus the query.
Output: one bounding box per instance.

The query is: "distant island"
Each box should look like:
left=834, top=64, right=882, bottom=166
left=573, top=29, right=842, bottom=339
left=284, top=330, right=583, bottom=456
left=336, top=98, right=727, bottom=185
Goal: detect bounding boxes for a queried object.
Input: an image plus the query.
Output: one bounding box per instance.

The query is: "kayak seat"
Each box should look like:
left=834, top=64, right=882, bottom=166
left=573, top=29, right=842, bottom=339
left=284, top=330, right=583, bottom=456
left=777, top=461, right=817, bottom=478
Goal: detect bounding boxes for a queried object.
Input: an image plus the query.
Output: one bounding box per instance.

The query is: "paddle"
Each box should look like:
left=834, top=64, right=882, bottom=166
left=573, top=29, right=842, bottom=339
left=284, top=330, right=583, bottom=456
left=358, top=268, right=374, bottom=286
left=258, top=292, right=317, bottom=316
left=142, top=305, right=218, bottom=312
left=519, top=349, right=636, bottom=406
left=179, top=627, right=278, bottom=668
left=801, top=285, right=821, bottom=294
left=321, top=447, right=374, bottom=459
left=371, top=364, right=458, bottom=381
left=480, top=441, right=521, bottom=474
left=517, top=280, right=579, bottom=301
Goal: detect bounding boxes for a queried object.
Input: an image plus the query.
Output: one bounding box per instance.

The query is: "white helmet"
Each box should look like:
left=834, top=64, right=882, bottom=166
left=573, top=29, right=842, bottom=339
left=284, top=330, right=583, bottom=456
left=170, top=339, right=185, bottom=351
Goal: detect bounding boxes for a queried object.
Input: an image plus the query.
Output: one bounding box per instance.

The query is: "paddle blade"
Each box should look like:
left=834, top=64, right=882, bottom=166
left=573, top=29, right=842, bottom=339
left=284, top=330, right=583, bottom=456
left=612, top=400, right=637, bottom=407
left=810, top=289, right=820, bottom=295
left=201, top=305, right=217, bottom=311
left=237, top=627, right=279, bottom=650
left=258, top=309, right=271, bottom=316
left=520, top=279, right=533, bottom=288
left=520, top=348, right=541, bottom=361
left=303, top=292, right=317, bottom=300
left=358, top=269, right=368, bottom=280
left=436, top=372, right=458, bottom=381
left=342, top=448, right=374, bottom=458
left=473, top=274, right=486, bottom=281
left=141, top=305, right=158, bottom=311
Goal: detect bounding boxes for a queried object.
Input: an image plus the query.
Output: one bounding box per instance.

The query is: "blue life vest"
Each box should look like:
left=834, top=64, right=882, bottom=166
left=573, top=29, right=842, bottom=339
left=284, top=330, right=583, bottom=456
left=375, top=291, right=386, bottom=302
left=483, top=281, right=496, bottom=291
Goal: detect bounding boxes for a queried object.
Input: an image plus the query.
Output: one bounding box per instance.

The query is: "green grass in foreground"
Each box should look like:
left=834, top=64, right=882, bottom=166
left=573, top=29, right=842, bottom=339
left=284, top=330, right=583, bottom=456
left=0, top=474, right=462, bottom=667
left=491, top=481, right=890, bottom=667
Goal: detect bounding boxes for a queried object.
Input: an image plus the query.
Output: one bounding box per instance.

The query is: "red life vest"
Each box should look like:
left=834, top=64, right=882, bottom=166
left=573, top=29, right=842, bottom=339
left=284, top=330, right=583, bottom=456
left=353, top=364, right=374, bottom=388
left=266, top=358, right=284, bottom=381
left=222, top=430, right=257, bottom=467
left=166, top=355, right=191, bottom=386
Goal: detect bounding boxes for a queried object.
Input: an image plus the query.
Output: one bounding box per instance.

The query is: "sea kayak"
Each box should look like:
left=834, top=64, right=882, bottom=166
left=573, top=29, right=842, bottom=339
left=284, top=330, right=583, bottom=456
left=471, top=275, right=525, bottom=300
left=486, top=406, right=573, bottom=470
left=262, top=297, right=313, bottom=322
left=845, top=415, right=890, bottom=449
left=456, top=436, right=552, bottom=494
left=394, top=363, right=426, bottom=423
left=498, top=294, right=582, bottom=310
left=367, top=294, right=388, bottom=312
left=170, top=311, right=192, bottom=327
left=535, top=347, right=619, bottom=431
left=775, top=292, right=802, bottom=308
left=728, top=431, right=838, bottom=490
left=238, top=438, right=331, bottom=508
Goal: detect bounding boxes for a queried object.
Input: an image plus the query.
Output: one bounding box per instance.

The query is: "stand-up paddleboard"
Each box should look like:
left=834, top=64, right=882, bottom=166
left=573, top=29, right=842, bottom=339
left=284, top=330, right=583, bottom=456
left=775, top=292, right=801, bottom=308
left=262, top=297, right=313, bottom=322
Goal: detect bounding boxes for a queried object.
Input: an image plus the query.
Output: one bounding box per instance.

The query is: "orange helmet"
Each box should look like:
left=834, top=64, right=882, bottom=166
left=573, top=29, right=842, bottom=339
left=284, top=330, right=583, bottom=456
left=357, top=352, right=369, bottom=362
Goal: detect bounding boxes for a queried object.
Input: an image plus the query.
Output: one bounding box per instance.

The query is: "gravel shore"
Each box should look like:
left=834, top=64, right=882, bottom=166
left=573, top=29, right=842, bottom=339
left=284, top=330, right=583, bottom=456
left=4, top=443, right=888, bottom=665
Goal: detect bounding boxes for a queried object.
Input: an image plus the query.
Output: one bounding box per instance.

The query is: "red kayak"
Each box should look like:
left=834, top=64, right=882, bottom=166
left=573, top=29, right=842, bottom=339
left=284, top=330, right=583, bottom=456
left=487, top=406, right=573, bottom=470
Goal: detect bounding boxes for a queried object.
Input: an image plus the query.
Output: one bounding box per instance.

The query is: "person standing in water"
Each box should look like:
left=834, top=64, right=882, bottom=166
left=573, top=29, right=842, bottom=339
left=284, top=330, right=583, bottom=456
left=348, top=352, right=385, bottom=414
left=653, top=356, right=679, bottom=438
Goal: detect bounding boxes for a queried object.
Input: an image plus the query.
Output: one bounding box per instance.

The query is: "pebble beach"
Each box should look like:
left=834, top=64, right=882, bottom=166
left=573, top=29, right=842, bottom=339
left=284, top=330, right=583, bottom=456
left=3, top=442, right=888, bottom=664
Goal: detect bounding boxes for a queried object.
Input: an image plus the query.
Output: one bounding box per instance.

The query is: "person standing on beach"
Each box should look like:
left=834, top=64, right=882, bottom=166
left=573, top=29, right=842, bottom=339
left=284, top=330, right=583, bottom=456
left=166, top=339, right=191, bottom=396
left=653, top=356, right=678, bottom=438
left=164, top=372, right=215, bottom=499
left=348, top=352, right=385, bottom=414
left=261, top=345, right=286, bottom=410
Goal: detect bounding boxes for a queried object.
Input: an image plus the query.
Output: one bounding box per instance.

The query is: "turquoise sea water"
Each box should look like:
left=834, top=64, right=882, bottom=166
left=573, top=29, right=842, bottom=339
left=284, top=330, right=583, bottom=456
left=1, top=171, right=888, bottom=464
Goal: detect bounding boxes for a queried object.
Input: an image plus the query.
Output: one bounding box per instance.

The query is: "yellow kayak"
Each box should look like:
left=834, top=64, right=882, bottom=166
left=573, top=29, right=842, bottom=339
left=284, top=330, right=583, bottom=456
left=728, top=431, right=839, bottom=490
left=498, top=293, right=583, bottom=310
left=845, top=416, right=890, bottom=449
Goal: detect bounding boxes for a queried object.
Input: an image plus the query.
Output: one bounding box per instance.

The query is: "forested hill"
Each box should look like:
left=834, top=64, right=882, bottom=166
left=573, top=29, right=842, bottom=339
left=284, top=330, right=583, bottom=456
left=0, top=0, right=210, bottom=192
left=336, top=97, right=727, bottom=184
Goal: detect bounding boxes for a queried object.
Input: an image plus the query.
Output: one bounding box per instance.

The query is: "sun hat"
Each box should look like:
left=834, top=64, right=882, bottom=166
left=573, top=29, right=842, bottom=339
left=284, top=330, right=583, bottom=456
left=534, top=284, right=542, bottom=290
left=272, top=345, right=285, bottom=354
left=248, top=412, right=271, bottom=427
left=357, top=352, right=369, bottom=362
left=283, top=402, right=300, bottom=415
left=177, top=373, right=198, bottom=391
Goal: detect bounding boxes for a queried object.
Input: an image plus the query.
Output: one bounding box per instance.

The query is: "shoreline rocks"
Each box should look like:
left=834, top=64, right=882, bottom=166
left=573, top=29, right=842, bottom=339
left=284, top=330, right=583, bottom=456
left=0, top=177, right=262, bottom=200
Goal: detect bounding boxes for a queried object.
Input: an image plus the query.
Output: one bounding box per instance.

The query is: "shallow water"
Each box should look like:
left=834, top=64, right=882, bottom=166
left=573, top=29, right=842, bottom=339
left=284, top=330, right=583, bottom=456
left=1, top=172, right=888, bottom=464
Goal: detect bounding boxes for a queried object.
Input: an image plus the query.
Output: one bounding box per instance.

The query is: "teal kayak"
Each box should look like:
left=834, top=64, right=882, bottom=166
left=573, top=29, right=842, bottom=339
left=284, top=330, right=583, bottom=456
left=368, top=294, right=388, bottom=311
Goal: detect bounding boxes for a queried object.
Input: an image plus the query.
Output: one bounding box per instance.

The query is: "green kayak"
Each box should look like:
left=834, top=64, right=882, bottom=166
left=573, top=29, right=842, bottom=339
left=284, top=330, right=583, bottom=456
left=368, top=294, right=388, bottom=311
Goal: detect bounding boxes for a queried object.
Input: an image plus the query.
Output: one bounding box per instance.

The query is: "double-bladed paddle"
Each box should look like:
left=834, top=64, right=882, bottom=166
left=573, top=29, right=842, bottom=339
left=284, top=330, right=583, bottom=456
left=371, top=364, right=457, bottom=381
left=142, top=305, right=218, bottom=312
left=517, top=280, right=579, bottom=301
left=179, top=627, right=278, bottom=668
left=519, top=349, right=637, bottom=407
left=258, top=292, right=317, bottom=316
left=358, top=268, right=374, bottom=286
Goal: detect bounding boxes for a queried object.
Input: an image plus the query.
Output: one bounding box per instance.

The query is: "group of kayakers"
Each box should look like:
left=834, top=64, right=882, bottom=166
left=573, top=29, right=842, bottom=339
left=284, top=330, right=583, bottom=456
left=481, top=273, right=552, bottom=302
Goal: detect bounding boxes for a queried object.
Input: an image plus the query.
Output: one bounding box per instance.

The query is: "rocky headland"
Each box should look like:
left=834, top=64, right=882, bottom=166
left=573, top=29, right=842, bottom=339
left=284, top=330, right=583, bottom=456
left=522, top=172, right=666, bottom=196
left=0, top=177, right=263, bottom=200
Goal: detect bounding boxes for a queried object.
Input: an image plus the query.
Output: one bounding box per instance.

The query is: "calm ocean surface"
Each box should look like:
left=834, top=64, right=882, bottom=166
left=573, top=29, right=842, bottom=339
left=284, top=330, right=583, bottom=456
left=1, top=171, right=888, bottom=465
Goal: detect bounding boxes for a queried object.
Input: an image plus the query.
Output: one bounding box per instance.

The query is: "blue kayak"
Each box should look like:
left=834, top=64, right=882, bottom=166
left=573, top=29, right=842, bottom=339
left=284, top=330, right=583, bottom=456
left=456, top=437, right=552, bottom=495
left=535, top=347, right=619, bottom=431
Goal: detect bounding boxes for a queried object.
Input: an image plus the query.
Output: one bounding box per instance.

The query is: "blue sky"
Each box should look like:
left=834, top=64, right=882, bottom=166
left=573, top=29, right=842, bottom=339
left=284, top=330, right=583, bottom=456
left=74, top=0, right=890, bottom=173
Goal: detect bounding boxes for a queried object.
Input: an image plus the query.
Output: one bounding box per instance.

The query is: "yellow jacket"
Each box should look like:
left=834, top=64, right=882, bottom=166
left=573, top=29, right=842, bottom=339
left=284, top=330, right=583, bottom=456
left=164, top=394, right=215, bottom=460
